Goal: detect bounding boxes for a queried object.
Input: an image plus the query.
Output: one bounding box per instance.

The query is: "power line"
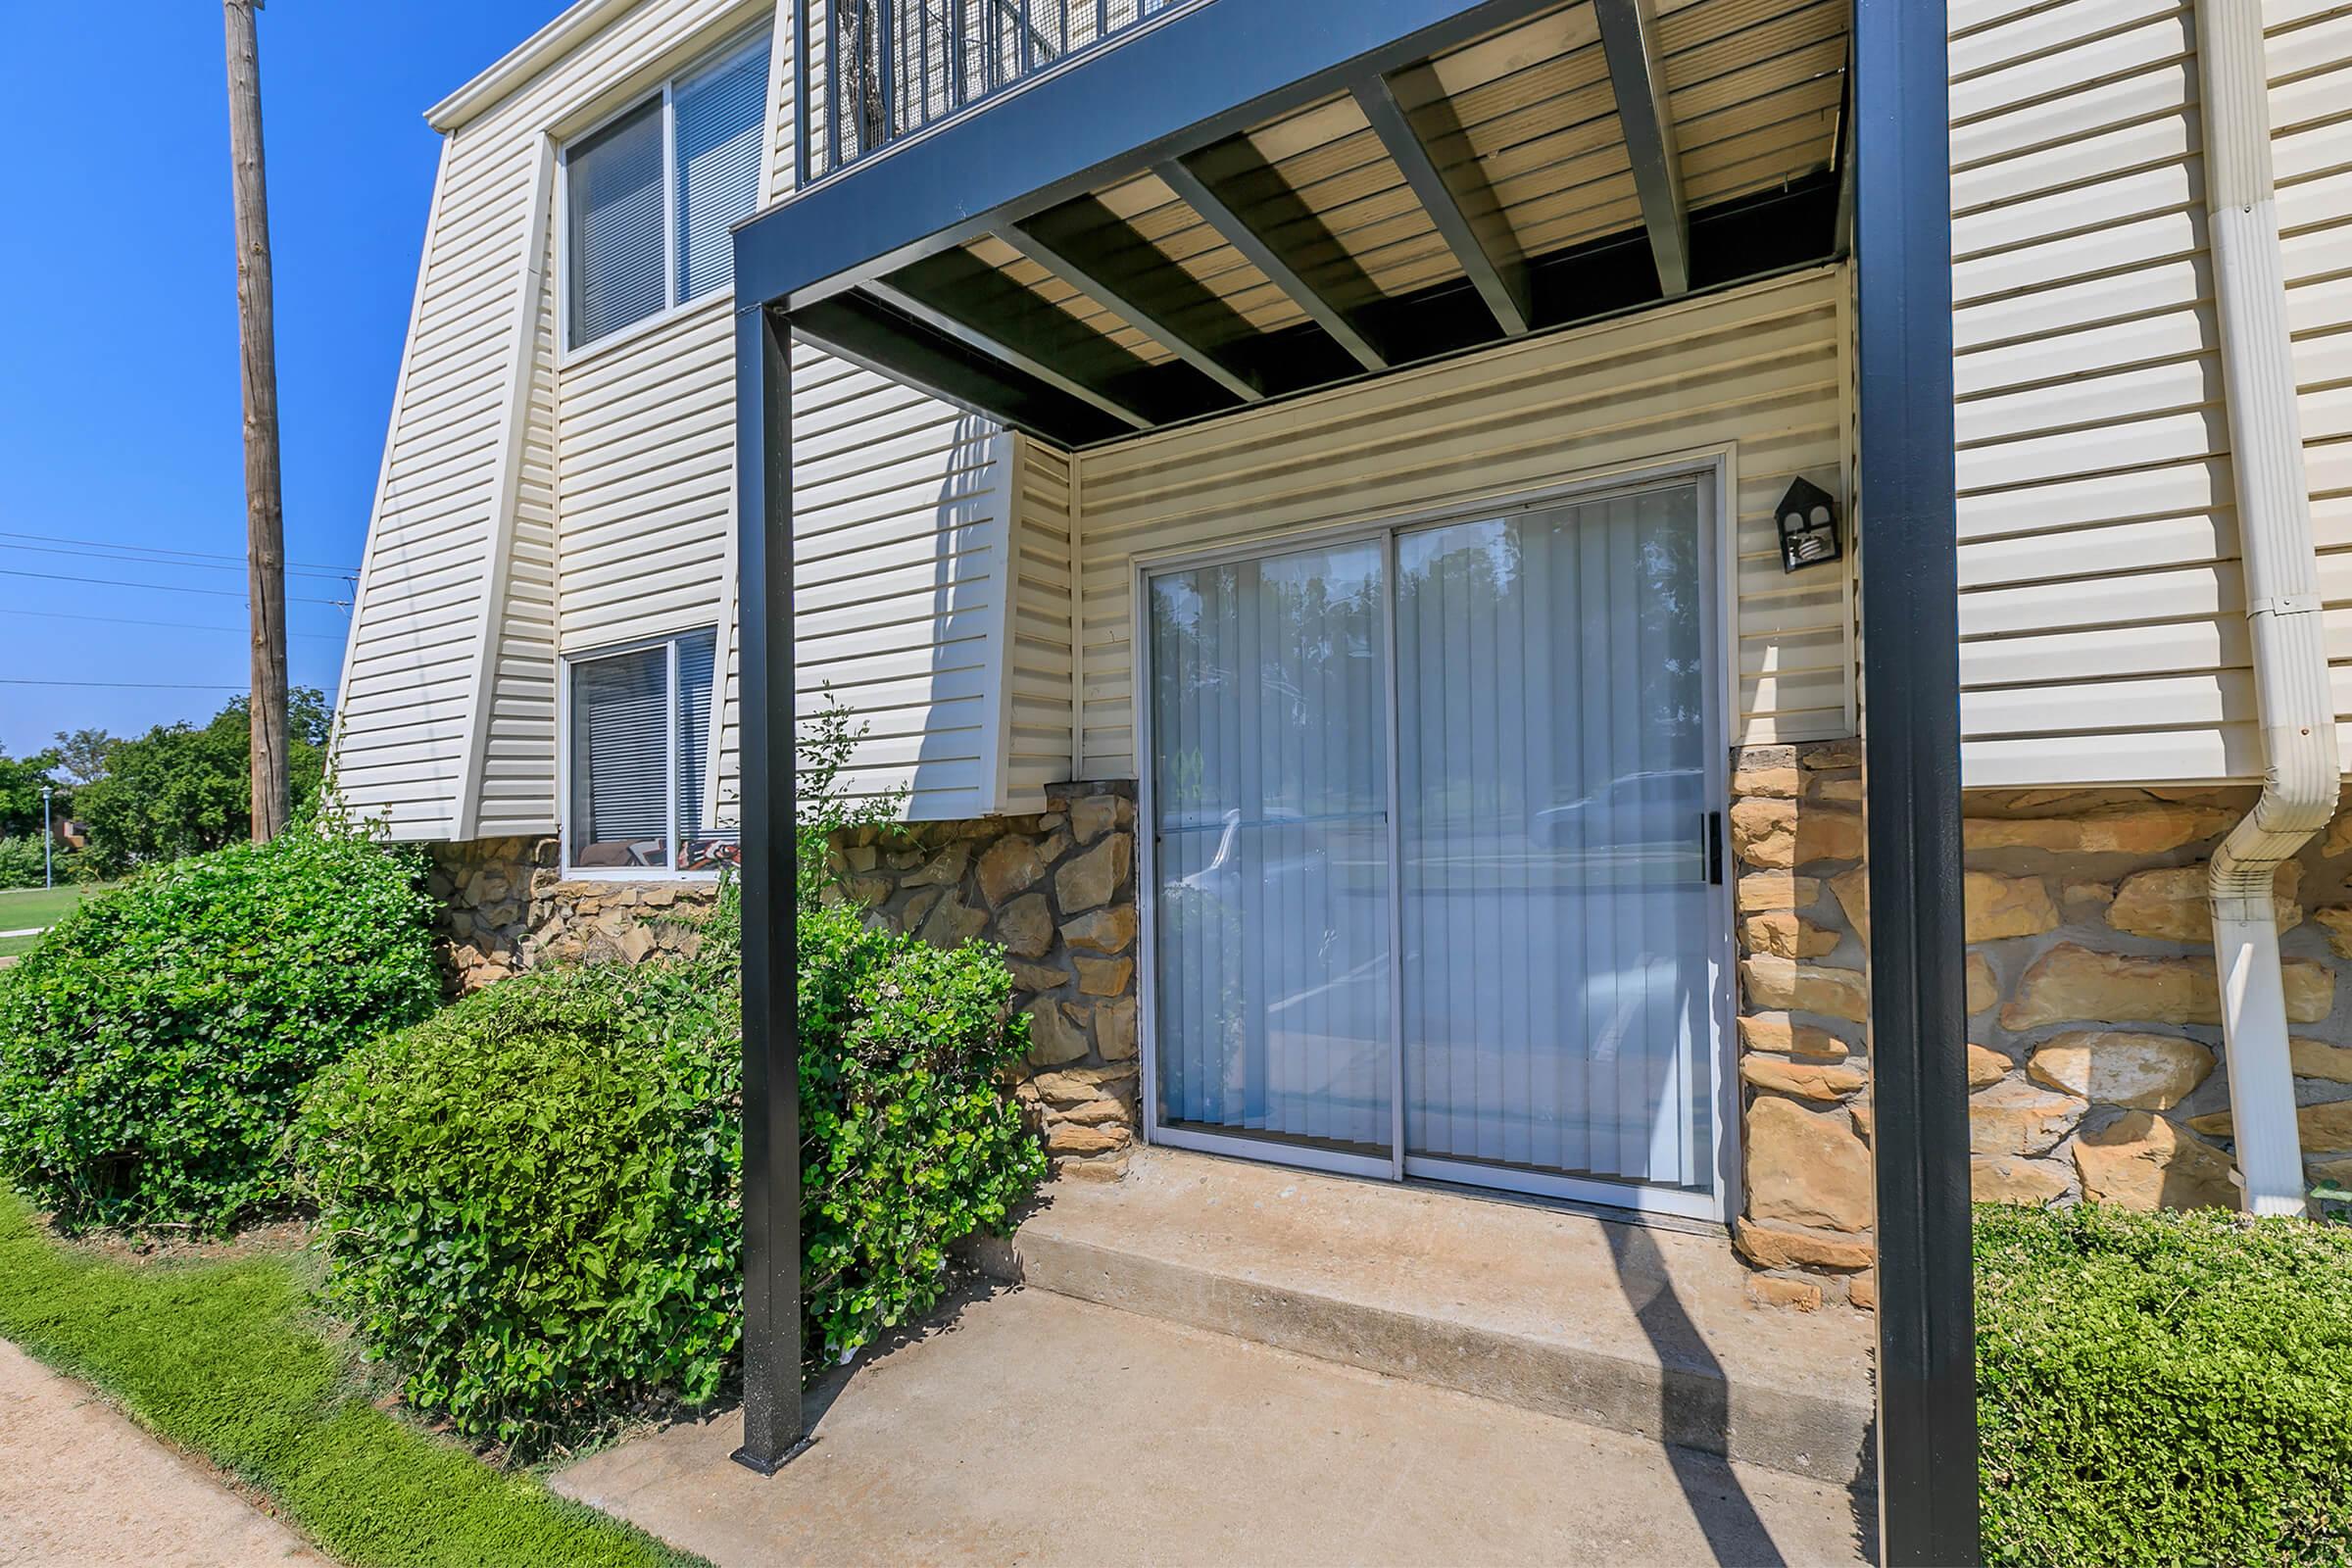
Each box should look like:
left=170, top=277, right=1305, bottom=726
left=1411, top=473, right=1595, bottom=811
left=0, top=566, right=350, bottom=608
left=0, top=540, right=357, bottom=584
left=0, top=679, right=251, bottom=691
left=4, top=608, right=344, bottom=640
left=0, top=529, right=358, bottom=575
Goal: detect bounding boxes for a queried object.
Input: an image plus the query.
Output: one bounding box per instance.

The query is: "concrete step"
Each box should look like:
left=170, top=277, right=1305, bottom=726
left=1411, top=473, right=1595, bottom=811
left=971, top=1149, right=1876, bottom=1486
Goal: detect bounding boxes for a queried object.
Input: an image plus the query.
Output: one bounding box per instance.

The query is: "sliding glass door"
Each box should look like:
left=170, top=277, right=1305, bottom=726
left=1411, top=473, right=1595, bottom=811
left=1144, top=476, right=1727, bottom=1212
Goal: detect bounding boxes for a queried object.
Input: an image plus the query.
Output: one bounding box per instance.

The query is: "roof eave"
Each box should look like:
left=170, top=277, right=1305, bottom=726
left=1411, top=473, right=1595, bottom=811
left=423, top=0, right=648, bottom=133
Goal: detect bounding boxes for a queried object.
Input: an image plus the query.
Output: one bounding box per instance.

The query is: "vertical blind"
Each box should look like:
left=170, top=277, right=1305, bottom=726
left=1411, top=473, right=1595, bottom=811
left=674, top=627, right=717, bottom=848
left=673, top=43, right=769, bottom=302
left=571, top=644, right=670, bottom=863
left=1146, top=484, right=1716, bottom=1195
left=566, top=98, right=664, bottom=347
left=1149, top=544, right=1394, bottom=1154
left=1396, top=488, right=1713, bottom=1191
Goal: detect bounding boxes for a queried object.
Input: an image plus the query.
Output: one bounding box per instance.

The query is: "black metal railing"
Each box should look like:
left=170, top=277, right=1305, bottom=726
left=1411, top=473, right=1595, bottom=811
left=796, top=0, right=1193, bottom=182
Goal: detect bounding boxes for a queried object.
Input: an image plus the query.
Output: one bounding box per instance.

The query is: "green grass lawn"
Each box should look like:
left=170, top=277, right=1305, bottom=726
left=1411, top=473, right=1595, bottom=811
left=0, top=1192, right=705, bottom=1568
left=0, top=883, right=112, bottom=957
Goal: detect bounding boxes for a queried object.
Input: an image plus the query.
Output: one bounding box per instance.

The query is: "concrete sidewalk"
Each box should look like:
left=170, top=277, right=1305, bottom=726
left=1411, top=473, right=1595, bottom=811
left=0, top=1339, right=323, bottom=1567
left=558, top=1286, right=1873, bottom=1568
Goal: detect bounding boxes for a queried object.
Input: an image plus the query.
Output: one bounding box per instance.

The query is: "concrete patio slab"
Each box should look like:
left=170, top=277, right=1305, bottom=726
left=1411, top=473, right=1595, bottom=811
left=0, top=1339, right=324, bottom=1567
left=558, top=1286, right=1873, bottom=1568
left=969, top=1150, right=1876, bottom=1483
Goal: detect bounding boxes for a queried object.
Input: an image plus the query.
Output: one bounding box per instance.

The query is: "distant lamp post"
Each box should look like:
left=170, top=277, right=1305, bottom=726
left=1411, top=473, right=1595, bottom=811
left=41, top=783, right=53, bottom=889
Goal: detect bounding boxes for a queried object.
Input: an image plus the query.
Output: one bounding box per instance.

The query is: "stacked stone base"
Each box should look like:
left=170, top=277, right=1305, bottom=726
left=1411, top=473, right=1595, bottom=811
left=823, top=783, right=1141, bottom=1179
left=429, top=837, right=718, bottom=992
left=1730, top=743, right=2352, bottom=1310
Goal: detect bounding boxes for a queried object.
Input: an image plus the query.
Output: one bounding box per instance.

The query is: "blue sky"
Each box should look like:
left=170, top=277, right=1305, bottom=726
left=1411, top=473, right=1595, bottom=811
left=0, top=1, right=558, bottom=757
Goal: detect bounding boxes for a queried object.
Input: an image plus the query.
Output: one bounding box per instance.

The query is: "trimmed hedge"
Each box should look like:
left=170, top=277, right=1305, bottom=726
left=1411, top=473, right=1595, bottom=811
left=301, top=887, right=1043, bottom=1457
left=0, top=823, right=440, bottom=1233
left=1977, top=1202, right=2352, bottom=1566
left=302, top=955, right=741, bottom=1456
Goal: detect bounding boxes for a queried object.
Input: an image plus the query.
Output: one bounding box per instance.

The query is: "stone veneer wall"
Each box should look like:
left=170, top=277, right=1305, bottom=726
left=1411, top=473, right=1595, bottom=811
left=430, top=837, right=718, bottom=991
left=427, top=792, right=1142, bottom=1179
left=821, top=783, right=1141, bottom=1179
left=1729, top=740, right=2352, bottom=1311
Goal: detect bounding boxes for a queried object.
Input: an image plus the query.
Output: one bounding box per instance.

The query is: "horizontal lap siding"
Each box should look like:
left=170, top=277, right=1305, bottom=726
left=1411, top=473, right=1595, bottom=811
left=479, top=217, right=563, bottom=835
left=557, top=304, right=735, bottom=653
left=335, top=125, right=530, bottom=838
left=1006, top=439, right=1078, bottom=807
left=781, top=349, right=1010, bottom=818
left=340, top=0, right=773, bottom=839
left=1947, top=0, right=2254, bottom=784
left=1072, top=269, right=1853, bottom=781
left=2275, top=1, right=2352, bottom=771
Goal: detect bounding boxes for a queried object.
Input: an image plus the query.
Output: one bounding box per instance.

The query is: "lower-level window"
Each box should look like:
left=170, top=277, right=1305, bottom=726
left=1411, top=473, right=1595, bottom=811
left=567, top=628, right=731, bottom=872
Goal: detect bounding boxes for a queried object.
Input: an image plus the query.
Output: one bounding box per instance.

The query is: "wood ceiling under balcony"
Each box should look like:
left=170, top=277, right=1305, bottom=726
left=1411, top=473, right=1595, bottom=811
left=792, top=0, right=1850, bottom=448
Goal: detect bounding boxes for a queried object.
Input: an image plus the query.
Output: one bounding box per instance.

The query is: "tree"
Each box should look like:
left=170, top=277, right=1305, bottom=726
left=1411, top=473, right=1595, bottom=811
left=0, top=750, right=62, bottom=839
left=71, top=690, right=331, bottom=875
left=50, top=728, right=115, bottom=790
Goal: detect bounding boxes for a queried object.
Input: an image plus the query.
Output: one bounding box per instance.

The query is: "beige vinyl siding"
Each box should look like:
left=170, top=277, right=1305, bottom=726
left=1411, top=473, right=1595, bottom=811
left=334, top=122, right=532, bottom=838
left=781, top=350, right=1013, bottom=817
left=1072, top=268, right=1854, bottom=781
left=556, top=303, right=736, bottom=652
left=1004, top=437, right=1079, bottom=805
left=1946, top=0, right=2251, bottom=786
left=2275, top=0, right=2352, bottom=771
left=338, top=0, right=774, bottom=839
left=474, top=209, right=564, bottom=835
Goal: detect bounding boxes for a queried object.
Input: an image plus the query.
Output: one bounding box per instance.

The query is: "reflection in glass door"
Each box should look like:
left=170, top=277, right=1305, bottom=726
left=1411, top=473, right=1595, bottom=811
left=1144, top=477, right=1726, bottom=1211
left=1396, top=489, right=1716, bottom=1198
left=1146, top=543, right=1395, bottom=1168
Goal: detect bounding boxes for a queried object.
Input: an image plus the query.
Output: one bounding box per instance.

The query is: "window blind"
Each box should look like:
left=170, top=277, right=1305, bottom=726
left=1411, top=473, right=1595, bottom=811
left=571, top=645, right=670, bottom=866
left=567, top=97, right=664, bottom=347
left=673, top=43, right=770, bottom=302
left=674, top=627, right=718, bottom=851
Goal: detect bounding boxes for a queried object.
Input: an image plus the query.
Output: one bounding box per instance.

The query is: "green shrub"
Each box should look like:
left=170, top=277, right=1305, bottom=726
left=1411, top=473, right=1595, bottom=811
left=301, top=885, right=1042, bottom=1457
left=794, top=901, right=1045, bottom=1366
left=0, top=821, right=439, bottom=1233
left=301, top=956, right=742, bottom=1457
left=1977, top=1202, right=2352, bottom=1566
left=0, top=834, right=48, bottom=889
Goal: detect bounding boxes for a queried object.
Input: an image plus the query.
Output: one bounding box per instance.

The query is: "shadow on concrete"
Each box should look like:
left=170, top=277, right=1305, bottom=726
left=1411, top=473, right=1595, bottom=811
left=1601, top=1220, right=1786, bottom=1567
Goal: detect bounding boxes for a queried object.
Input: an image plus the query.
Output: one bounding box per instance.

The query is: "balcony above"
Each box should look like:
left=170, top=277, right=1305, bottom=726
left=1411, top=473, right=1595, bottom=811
left=749, top=0, right=1852, bottom=449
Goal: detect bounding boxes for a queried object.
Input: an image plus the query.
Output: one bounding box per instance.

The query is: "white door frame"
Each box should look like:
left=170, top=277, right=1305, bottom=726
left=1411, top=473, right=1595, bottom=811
left=1131, top=449, right=1741, bottom=1225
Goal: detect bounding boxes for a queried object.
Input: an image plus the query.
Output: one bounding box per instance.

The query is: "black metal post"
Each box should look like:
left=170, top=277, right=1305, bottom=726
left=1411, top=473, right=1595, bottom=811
left=732, top=299, right=808, bottom=1476
left=1853, top=0, right=1978, bottom=1562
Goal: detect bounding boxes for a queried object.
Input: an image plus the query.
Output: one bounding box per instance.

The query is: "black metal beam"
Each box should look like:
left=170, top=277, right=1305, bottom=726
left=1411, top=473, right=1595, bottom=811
left=861, top=276, right=1154, bottom=430
left=1000, top=215, right=1266, bottom=404
left=733, top=0, right=1563, bottom=311
left=732, top=301, right=808, bottom=1478
left=795, top=292, right=1138, bottom=446
left=1155, top=151, right=1389, bottom=372
left=1350, top=72, right=1532, bottom=336
left=1594, top=0, right=1690, bottom=297
left=1853, top=0, right=1978, bottom=1560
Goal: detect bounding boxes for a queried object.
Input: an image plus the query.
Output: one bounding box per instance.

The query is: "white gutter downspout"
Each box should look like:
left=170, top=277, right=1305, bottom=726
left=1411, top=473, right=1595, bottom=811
left=2197, top=0, right=2334, bottom=1216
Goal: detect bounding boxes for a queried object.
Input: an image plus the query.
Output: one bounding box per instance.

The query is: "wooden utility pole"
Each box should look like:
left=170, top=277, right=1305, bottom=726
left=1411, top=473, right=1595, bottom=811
left=223, top=0, right=290, bottom=842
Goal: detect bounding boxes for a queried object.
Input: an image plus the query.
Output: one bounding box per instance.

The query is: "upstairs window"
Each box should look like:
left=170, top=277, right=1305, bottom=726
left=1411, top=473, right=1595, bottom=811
left=568, top=628, right=732, bottom=872
left=565, top=33, right=770, bottom=349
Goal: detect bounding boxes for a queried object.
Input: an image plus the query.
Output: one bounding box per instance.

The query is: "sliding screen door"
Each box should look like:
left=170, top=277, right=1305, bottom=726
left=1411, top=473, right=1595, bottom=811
left=1396, top=485, right=1716, bottom=1196
left=1147, top=543, right=1394, bottom=1162
left=1145, top=477, right=1723, bottom=1206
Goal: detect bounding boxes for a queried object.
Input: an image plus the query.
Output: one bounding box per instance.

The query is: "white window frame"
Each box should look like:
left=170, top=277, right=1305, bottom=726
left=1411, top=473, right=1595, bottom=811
left=1128, top=449, right=1742, bottom=1227
left=557, top=25, right=771, bottom=359
left=558, top=627, right=727, bottom=881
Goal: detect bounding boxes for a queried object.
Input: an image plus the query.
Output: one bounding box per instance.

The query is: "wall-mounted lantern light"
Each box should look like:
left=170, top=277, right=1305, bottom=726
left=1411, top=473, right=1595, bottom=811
left=1776, top=476, right=1842, bottom=574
